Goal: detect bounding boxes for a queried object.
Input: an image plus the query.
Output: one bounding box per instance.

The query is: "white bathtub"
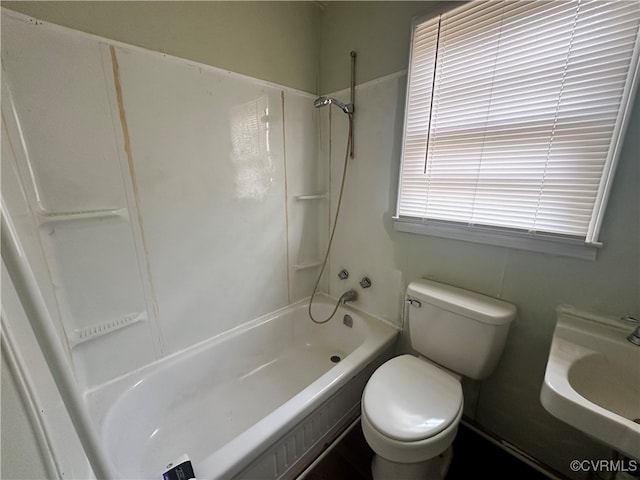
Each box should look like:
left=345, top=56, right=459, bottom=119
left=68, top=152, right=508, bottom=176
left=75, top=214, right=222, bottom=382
left=86, top=295, right=398, bottom=479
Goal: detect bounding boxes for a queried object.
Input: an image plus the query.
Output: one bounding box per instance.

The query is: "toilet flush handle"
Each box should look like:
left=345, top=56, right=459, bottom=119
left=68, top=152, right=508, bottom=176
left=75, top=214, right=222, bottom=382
left=406, top=298, right=421, bottom=308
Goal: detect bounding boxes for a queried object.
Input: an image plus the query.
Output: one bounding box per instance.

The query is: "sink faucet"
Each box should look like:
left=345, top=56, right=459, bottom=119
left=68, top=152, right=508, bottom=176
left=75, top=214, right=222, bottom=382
left=339, top=289, right=358, bottom=304
left=627, top=326, right=640, bottom=346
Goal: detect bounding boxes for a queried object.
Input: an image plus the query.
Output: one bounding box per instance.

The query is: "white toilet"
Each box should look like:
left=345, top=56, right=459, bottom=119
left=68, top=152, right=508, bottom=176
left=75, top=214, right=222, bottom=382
left=361, top=279, right=517, bottom=480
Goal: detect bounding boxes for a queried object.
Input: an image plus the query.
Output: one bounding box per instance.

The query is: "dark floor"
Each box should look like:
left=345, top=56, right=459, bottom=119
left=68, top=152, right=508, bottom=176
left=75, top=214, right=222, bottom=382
left=304, top=420, right=553, bottom=480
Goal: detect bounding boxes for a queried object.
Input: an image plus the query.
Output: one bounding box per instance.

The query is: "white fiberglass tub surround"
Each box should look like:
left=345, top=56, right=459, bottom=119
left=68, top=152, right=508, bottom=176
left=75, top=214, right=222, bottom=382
left=87, top=296, right=397, bottom=479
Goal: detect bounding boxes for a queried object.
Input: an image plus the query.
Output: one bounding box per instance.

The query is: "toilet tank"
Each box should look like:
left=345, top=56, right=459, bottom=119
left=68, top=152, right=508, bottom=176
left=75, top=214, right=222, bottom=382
left=407, top=279, right=516, bottom=380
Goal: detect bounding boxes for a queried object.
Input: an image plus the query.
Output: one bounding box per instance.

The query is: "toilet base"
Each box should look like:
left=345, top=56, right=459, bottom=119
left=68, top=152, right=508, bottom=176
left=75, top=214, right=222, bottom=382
left=371, top=446, right=453, bottom=480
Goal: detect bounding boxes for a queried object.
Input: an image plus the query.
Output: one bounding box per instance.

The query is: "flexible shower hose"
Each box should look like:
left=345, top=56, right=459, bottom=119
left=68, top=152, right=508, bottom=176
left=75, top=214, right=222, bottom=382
left=308, top=115, right=353, bottom=324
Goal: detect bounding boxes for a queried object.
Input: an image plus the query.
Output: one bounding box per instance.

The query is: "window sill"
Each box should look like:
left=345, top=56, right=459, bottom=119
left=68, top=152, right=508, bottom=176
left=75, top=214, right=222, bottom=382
left=393, top=218, right=600, bottom=261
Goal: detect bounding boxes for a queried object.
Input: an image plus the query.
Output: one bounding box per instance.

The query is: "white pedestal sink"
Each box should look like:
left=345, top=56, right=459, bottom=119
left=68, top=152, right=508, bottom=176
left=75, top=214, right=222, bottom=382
left=540, top=305, right=640, bottom=460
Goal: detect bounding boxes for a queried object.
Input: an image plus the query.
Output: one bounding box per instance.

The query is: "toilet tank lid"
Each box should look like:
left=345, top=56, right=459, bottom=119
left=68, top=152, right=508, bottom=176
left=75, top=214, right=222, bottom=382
left=407, top=279, right=517, bottom=325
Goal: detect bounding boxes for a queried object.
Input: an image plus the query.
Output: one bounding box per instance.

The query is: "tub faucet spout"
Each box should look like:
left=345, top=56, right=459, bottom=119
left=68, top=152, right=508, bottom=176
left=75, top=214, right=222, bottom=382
left=340, top=289, right=358, bottom=304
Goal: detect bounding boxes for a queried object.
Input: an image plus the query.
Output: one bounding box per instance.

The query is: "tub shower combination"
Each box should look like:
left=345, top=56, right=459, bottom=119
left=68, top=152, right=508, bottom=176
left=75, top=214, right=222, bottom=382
left=5, top=209, right=396, bottom=479
left=1, top=10, right=398, bottom=480
left=5, top=218, right=396, bottom=478
left=96, top=52, right=382, bottom=479
left=95, top=63, right=379, bottom=478
left=99, top=78, right=374, bottom=479
left=2, top=182, right=398, bottom=480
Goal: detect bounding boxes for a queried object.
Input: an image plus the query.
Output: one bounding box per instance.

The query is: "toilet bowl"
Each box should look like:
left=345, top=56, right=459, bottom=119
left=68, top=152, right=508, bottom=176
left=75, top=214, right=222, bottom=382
left=361, top=354, right=463, bottom=479
left=361, top=279, right=516, bottom=480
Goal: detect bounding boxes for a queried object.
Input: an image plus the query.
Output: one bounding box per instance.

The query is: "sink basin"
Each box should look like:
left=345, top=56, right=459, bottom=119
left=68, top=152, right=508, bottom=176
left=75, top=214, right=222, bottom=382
left=541, top=305, right=640, bottom=460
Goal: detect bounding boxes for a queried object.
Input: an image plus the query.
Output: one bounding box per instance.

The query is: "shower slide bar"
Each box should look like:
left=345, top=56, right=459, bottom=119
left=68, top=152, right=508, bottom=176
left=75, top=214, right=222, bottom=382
left=1, top=203, right=116, bottom=479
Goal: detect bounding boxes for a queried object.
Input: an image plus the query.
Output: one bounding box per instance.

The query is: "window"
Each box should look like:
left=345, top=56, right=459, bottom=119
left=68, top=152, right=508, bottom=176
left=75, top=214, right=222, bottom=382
left=395, top=0, right=640, bottom=259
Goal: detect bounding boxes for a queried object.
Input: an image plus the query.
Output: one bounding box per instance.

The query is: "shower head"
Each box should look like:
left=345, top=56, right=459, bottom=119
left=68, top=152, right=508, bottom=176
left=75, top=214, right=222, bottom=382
left=313, top=96, right=353, bottom=115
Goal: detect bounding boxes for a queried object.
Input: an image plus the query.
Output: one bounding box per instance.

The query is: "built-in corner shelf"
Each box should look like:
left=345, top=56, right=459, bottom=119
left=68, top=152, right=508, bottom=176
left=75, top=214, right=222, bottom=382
left=294, top=193, right=328, bottom=201
left=36, top=207, right=129, bottom=225
left=292, top=260, right=324, bottom=270
left=68, top=311, right=147, bottom=348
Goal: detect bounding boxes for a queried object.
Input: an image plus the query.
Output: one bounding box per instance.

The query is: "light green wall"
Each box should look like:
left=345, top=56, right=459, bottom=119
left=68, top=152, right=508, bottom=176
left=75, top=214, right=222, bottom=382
left=1, top=1, right=449, bottom=94
left=1, top=1, right=321, bottom=93
left=319, top=1, right=455, bottom=94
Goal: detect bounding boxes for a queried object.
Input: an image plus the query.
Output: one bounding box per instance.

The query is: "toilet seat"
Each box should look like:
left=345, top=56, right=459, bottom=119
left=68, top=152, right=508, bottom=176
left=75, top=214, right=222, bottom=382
left=363, top=354, right=463, bottom=442
left=361, top=406, right=461, bottom=464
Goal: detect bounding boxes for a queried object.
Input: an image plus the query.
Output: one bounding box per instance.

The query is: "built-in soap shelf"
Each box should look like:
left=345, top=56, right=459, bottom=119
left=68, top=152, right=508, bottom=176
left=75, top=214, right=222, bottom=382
left=36, top=207, right=129, bottom=225
left=68, top=311, right=147, bottom=348
left=292, top=260, right=324, bottom=270
left=294, top=193, right=328, bottom=201
left=291, top=192, right=327, bottom=271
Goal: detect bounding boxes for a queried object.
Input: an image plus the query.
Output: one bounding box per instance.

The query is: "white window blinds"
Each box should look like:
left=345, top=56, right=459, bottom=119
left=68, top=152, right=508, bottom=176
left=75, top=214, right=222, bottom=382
left=395, top=0, right=640, bottom=255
